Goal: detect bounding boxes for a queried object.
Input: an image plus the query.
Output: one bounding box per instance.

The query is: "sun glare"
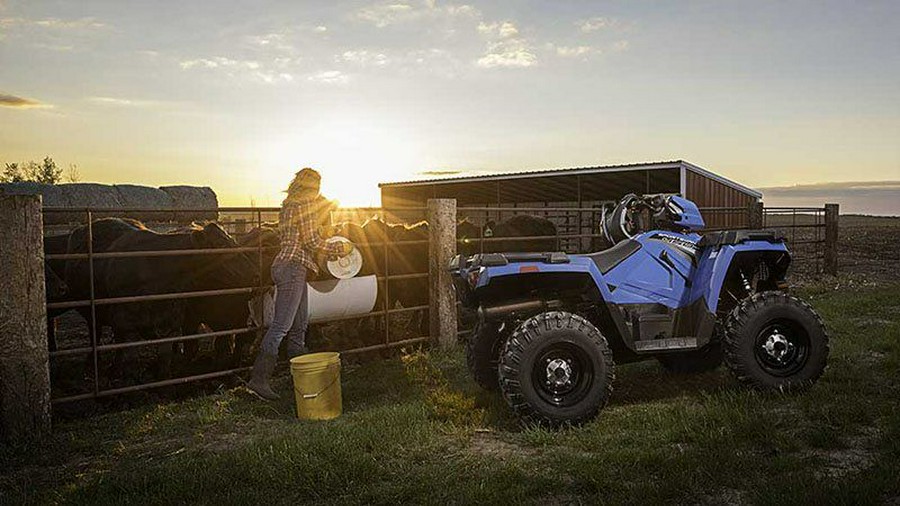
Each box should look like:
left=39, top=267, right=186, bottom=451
left=259, top=119, right=421, bottom=208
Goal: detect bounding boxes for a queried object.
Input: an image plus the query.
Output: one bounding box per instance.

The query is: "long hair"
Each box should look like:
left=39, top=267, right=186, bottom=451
left=284, top=167, right=321, bottom=201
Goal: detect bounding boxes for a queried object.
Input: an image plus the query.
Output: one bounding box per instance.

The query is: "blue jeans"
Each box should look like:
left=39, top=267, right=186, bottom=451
left=260, top=260, right=309, bottom=357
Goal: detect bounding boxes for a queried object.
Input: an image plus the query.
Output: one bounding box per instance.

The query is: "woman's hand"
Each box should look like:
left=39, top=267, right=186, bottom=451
left=335, top=241, right=354, bottom=258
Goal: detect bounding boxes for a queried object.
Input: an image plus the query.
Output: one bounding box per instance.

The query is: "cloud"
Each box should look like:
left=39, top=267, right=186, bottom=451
left=577, top=17, right=610, bottom=33
left=339, top=50, right=389, bottom=67
left=476, top=21, right=536, bottom=69
left=244, top=32, right=297, bottom=55
left=477, top=21, right=518, bottom=38
left=0, top=16, right=106, bottom=30
left=356, top=2, right=413, bottom=27
left=477, top=40, right=536, bottom=68
left=180, top=57, right=260, bottom=70
left=88, top=96, right=161, bottom=107
left=555, top=45, right=601, bottom=58
left=419, top=169, right=462, bottom=176
left=354, top=1, right=478, bottom=28
left=402, top=48, right=463, bottom=77
left=180, top=56, right=294, bottom=83
left=34, top=17, right=106, bottom=29
left=307, top=70, right=349, bottom=85
left=256, top=71, right=294, bottom=83
left=0, top=93, right=49, bottom=109
left=0, top=15, right=108, bottom=48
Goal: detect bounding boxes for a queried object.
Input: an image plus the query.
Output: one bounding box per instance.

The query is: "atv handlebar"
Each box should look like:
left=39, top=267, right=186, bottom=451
left=600, top=193, right=684, bottom=245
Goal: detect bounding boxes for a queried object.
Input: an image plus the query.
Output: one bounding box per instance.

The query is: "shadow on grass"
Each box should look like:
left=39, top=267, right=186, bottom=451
left=610, top=361, right=732, bottom=406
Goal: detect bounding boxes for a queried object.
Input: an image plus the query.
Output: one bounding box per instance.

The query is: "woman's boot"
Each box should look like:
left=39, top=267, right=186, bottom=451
left=247, top=352, right=280, bottom=400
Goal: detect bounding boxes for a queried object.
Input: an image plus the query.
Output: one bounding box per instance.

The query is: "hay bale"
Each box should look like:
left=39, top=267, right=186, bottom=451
left=1, top=182, right=219, bottom=225
left=114, top=184, right=175, bottom=223
left=57, top=183, right=125, bottom=223
left=0, top=182, right=67, bottom=206
left=160, top=185, right=218, bottom=222
left=0, top=183, right=72, bottom=224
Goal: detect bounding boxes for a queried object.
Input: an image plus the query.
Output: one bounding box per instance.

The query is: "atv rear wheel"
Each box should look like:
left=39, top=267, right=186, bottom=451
left=724, top=291, right=829, bottom=390
left=466, top=320, right=506, bottom=390
left=498, top=311, right=614, bottom=427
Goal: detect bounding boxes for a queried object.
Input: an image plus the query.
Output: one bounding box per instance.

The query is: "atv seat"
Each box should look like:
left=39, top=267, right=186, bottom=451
left=586, top=239, right=642, bottom=274
left=698, top=230, right=785, bottom=249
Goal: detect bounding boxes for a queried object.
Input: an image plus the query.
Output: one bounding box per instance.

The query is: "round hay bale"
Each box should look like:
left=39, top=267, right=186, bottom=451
left=114, top=184, right=175, bottom=223
left=160, top=185, right=218, bottom=222
left=0, top=183, right=72, bottom=224
left=58, top=183, right=125, bottom=223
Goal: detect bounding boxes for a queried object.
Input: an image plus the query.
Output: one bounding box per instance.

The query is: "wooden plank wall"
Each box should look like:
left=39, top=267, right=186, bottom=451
left=684, top=170, right=757, bottom=230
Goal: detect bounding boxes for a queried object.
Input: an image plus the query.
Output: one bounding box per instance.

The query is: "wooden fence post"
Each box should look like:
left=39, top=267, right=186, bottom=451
left=747, top=201, right=764, bottom=229
left=428, top=199, right=458, bottom=349
left=824, top=203, right=839, bottom=275
left=0, top=194, right=51, bottom=441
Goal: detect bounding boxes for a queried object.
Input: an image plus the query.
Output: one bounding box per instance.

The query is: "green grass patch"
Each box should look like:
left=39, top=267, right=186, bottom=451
left=2, top=285, right=899, bottom=505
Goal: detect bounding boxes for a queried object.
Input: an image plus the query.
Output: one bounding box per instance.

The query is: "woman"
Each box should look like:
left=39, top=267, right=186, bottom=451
left=248, top=168, right=353, bottom=400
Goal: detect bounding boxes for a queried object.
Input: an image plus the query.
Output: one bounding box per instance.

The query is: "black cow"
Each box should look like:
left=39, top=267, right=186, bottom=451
left=100, top=222, right=258, bottom=375
left=44, top=233, right=72, bottom=351
left=457, top=218, right=482, bottom=257
left=64, top=218, right=147, bottom=343
left=58, top=219, right=257, bottom=376
left=483, top=214, right=557, bottom=253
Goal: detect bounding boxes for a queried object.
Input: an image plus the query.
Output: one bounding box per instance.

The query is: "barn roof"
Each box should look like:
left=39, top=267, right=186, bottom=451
left=379, top=160, right=761, bottom=198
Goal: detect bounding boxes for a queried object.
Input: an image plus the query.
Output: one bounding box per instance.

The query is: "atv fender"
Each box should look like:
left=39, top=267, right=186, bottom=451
left=694, top=240, right=790, bottom=314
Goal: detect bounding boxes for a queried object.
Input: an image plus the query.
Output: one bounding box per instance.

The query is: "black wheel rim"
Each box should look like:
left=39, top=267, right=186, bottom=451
left=531, top=342, right=594, bottom=407
left=753, top=319, right=810, bottom=377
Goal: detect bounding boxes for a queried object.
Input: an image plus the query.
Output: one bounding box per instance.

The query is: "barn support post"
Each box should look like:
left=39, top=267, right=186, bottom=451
left=0, top=194, right=51, bottom=441
left=824, top=203, right=839, bottom=275
left=747, top=201, right=764, bottom=229
left=427, top=198, right=458, bottom=349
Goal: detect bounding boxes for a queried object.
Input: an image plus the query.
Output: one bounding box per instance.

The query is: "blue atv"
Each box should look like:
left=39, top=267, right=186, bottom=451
left=449, top=193, right=829, bottom=426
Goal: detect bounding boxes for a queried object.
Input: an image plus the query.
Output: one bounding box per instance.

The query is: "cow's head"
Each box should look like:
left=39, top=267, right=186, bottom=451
left=191, top=223, right=260, bottom=289
left=457, top=219, right=481, bottom=256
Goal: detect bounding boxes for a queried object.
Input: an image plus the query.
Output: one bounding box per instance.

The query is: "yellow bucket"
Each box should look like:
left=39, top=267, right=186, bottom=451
left=289, top=352, right=342, bottom=421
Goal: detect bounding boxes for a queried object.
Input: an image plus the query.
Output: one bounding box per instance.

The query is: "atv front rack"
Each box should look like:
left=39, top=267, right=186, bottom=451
left=449, top=251, right=570, bottom=271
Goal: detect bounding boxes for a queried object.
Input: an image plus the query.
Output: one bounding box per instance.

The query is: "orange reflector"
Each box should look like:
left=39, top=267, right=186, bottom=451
left=519, top=265, right=540, bottom=273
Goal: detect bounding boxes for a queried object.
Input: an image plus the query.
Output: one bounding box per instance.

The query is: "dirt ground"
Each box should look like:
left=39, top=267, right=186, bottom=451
left=834, top=215, right=900, bottom=283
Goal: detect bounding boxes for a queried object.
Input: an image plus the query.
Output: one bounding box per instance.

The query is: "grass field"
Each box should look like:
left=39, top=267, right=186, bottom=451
left=2, top=283, right=899, bottom=505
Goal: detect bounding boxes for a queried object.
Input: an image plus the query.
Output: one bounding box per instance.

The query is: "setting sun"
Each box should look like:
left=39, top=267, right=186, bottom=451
left=255, top=118, right=422, bottom=208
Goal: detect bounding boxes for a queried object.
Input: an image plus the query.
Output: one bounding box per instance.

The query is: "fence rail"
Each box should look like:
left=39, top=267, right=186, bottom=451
left=41, top=205, right=435, bottom=405
left=3, top=197, right=839, bottom=423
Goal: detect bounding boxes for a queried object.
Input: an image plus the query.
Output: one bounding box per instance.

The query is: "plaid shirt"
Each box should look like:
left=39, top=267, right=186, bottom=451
left=275, top=197, right=343, bottom=274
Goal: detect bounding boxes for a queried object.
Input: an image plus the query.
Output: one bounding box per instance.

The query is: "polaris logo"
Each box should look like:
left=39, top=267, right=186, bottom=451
left=650, top=233, right=699, bottom=256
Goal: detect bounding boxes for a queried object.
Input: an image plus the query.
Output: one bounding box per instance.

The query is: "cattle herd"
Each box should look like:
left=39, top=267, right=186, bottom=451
left=43, top=212, right=557, bottom=395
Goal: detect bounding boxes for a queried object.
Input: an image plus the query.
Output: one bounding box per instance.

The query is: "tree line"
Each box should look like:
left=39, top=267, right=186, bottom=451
left=1, top=157, right=80, bottom=185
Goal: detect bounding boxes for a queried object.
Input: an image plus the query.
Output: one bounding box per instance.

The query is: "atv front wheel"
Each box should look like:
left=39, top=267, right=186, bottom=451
left=724, top=291, right=829, bottom=390
left=466, top=320, right=506, bottom=390
left=498, top=311, right=614, bottom=427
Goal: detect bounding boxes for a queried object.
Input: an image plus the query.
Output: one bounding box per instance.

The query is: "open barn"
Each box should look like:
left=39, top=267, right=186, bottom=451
left=380, top=160, right=762, bottom=252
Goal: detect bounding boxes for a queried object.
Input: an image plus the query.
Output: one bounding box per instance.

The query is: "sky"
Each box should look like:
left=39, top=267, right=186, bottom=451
left=1, top=0, right=898, bottom=210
